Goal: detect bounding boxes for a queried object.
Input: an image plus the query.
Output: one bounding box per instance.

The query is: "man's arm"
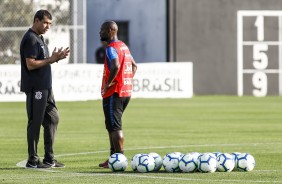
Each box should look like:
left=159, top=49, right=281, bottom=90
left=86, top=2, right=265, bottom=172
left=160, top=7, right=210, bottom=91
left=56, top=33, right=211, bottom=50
left=106, top=58, right=120, bottom=88
left=26, top=47, right=70, bottom=70
left=131, top=58, right=137, bottom=77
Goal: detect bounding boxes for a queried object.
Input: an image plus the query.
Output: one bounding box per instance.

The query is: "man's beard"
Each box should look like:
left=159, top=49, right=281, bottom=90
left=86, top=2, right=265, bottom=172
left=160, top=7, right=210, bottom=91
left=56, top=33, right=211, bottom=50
left=100, top=37, right=108, bottom=42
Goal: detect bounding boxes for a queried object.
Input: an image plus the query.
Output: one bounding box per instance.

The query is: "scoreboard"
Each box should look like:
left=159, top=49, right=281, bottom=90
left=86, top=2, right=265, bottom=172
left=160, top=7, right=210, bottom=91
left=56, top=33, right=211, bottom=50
left=237, top=11, right=282, bottom=97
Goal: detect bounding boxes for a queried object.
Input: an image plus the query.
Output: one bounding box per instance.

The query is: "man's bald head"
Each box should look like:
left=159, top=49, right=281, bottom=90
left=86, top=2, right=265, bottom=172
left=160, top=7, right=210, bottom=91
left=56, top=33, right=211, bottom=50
left=100, top=21, right=119, bottom=42
left=102, top=21, right=118, bottom=32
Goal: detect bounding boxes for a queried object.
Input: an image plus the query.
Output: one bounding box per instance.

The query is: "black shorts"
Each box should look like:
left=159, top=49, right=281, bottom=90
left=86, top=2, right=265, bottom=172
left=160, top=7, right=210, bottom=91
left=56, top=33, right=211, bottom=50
left=103, top=93, right=130, bottom=132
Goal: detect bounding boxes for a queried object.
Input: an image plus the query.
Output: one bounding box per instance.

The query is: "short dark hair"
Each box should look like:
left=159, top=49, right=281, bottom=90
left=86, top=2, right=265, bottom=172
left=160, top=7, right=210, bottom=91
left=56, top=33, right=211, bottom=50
left=33, top=10, right=52, bottom=23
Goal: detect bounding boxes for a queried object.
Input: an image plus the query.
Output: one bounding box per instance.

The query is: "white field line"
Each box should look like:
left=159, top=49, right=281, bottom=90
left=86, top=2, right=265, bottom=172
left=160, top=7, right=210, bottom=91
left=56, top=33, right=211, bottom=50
left=4, top=169, right=282, bottom=183
left=56, top=142, right=282, bottom=157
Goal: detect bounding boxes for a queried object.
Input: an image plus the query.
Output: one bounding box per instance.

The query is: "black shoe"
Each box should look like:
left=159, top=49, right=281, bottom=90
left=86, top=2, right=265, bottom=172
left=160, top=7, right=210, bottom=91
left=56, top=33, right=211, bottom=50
left=43, top=159, right=65, bottom=168
left=26, top=160, right=51, bottom=169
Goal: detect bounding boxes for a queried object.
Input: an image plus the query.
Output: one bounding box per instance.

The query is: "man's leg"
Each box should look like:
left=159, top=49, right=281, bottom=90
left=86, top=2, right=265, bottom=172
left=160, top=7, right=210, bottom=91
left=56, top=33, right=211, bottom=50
left=26, top=90, right=49, bottom=168
left=99, top=94, right=130, bottom=168
left=98, top=132, right=115, bottom=168
left=99, top=95, right=116, bottom=168
left=110, top=130, right=124, bottom=153
left=110, top=96, right=130, bottom=154
left=42, top=89, right=64, bottom=168
left=109, top=132, right=115, bottom=155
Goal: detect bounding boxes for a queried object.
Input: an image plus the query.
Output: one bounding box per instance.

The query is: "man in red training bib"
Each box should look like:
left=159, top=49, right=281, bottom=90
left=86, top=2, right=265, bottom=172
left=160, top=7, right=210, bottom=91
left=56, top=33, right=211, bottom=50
left=99, top=21, right=137, bottom=168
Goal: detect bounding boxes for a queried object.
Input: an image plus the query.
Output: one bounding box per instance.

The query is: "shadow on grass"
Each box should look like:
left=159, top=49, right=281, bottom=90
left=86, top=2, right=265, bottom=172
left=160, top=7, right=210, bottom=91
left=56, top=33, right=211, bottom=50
left=0, top=167, right=25, bottom=171
left=83, top=168, right=182, bottom=174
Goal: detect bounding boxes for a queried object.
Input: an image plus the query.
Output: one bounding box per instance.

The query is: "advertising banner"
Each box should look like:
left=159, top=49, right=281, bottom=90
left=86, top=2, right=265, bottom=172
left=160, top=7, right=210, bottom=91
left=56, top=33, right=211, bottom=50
left=132, top=62, right=193, bottom=98
left=0, top=62, right=193, bottom=102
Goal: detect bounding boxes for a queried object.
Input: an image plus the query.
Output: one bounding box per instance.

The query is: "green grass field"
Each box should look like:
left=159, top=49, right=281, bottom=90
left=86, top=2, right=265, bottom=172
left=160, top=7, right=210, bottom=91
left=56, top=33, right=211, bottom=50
left=0, top=96, right=282, bottom=184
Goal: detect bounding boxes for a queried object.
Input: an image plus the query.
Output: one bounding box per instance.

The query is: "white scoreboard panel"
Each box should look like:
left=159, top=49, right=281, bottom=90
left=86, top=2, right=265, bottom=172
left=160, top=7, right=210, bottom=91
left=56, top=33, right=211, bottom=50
left=237, top=11, right=282, bottom=97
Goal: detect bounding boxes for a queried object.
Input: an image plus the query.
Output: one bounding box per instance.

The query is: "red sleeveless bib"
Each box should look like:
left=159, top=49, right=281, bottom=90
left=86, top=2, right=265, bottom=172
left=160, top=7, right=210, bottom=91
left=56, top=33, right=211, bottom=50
left=101, top=41, right=133, bottom=98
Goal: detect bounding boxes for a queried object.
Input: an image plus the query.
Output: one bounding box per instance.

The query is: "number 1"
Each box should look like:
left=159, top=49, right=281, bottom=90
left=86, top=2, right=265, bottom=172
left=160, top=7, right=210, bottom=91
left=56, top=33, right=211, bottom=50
left=255, top=15, right=264, bottom=41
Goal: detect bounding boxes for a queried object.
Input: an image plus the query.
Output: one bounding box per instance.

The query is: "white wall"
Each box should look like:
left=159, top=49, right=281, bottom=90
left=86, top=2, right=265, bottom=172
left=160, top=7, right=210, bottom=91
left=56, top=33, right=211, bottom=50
left=87, top=0, right=167, bottom=63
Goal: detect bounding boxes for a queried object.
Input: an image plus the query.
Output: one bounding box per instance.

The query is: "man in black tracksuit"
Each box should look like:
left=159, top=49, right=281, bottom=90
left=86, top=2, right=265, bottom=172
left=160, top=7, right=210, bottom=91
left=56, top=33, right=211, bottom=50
left=20, top=9, right=70, bottom=168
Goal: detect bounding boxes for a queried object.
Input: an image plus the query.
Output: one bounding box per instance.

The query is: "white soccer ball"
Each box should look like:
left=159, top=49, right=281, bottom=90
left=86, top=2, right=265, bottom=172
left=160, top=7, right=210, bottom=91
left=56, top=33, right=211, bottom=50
left=179, top=153, right=198, bottom=172
left=163, top=153, right=180, bottom=172
left=212, top=152, right=222, bottom=158
left=136, top=154, right=155, bottom=173
left=207, top=152, right=217, bottom=159
left=188, top=152, right=201, bottom=159
left=198, top=153, right=217, bottom=173
left=216, top=153, right=235, bottom=172
left=187, top=152, right=201, bottom=166
left=131, top=153, right=143, bottom=171
left=108, top=153, right=128, bottom=172
left=173, top=152, right=184, bottom=159
left=231, top=152, right=241, bottom=170
left=148, top=152, right=163, bottom=171
left=236, top=153, right=255, bottom=172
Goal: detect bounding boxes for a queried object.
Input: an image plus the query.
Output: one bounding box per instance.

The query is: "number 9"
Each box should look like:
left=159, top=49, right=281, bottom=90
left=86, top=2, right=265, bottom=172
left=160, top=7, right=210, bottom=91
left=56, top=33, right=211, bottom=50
left=252, top=72, right=267, bottom=97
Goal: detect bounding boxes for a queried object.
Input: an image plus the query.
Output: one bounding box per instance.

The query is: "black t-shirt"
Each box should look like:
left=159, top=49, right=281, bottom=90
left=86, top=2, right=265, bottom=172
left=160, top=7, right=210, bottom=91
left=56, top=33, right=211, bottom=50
left=20, top=28, right=52, bottom=92
left=95, top=46, right=105, bottom=64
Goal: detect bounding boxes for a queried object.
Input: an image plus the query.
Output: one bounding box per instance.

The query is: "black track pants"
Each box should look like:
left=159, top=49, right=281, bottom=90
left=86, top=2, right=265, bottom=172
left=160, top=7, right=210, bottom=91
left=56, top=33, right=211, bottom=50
left=25, top=89, right=59, bottom=162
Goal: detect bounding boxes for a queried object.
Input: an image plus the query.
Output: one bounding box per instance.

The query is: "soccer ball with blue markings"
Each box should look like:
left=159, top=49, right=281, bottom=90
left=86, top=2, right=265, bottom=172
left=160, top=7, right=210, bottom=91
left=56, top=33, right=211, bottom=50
left=212, top=152, right=222, bottom=158
left=188, top=152, right=201, bottom=159
left=131, top=153, right=144, bottom=171
left=108, top=153, right=128, bottom=172
left=136, top=154, right=155, bottom=173
left=163, top=153, right=181, bottom=172
left=236, top=153, right=255, bottom=172
left=148, top=152, right=163, bottom=171
left=179, top=153, right=198, bottom=172
left=187, top=152, right=201, bottom=166
left=216, top=153, right=235, bottom=172
left=198, top=153, right=217, bottom=173
left=173, top=152, right=185, bottom=159
left=231, top=152, right=241, bottom=170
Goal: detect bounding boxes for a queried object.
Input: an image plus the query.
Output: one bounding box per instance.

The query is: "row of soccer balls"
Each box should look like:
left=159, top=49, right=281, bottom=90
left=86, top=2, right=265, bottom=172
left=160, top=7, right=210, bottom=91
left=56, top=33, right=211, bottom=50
left=108, top=152, right=255, bottom=173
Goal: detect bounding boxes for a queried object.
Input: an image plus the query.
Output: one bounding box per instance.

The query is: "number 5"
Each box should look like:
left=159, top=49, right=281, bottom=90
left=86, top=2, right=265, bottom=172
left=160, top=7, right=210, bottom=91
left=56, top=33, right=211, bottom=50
left=253, top=44, right=268, bottom=70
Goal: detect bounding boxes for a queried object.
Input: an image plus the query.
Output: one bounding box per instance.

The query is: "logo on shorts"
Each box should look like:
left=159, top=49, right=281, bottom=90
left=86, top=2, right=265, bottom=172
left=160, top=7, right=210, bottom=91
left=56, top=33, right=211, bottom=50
left=35, top=91, right=42, bottom=100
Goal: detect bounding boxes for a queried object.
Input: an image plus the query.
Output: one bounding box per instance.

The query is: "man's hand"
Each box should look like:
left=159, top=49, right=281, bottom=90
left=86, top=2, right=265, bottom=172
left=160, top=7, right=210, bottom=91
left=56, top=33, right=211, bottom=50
left=102, top=81, right=117, bottom=96
left=26, top=47, right=70, bottom=70
left=50, top=47, right=70, bottom=63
